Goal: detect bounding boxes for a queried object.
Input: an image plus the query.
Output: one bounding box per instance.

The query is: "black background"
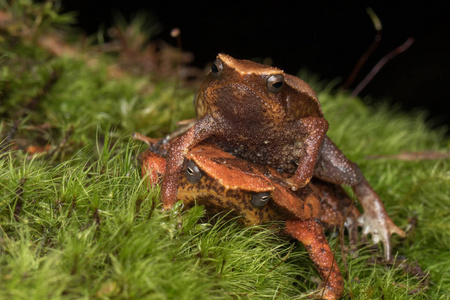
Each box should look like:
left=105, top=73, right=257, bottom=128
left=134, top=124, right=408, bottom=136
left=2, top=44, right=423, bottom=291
left=60, top=0, right=450, bottom=130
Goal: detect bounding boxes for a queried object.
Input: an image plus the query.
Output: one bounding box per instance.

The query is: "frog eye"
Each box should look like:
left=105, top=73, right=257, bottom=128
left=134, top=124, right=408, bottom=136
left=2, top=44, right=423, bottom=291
left=211, top=59, right=223, bottom=78
left=266, top=74, right=284, bottom=93
left=251, top=192, right=271, bottom=208
left=185, top=160, right=202, bottom=183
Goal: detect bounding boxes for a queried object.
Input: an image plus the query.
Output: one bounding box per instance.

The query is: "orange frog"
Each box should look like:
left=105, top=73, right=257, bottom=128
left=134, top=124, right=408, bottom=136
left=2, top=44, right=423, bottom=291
left=135, top=134, right=362, bottom=299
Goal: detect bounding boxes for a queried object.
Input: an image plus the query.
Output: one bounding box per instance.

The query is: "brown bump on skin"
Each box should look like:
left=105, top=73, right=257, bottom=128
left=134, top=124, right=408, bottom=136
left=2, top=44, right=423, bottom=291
left=321, top=266, right=330, bottom=272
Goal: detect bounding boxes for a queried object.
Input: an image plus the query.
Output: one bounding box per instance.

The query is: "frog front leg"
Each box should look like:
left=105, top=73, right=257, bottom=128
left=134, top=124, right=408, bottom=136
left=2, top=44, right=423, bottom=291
left=286, top=116, right=329, bottom=190
left=285, top=219, right=344, bottom=300
left=161, top=117, right=215, bottom=209
left=314, top=136, right=405, bottom=261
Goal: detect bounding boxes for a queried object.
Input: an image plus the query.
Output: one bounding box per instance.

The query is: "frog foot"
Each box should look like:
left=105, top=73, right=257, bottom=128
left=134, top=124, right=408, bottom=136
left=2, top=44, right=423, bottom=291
left=353, top=178, right=405, bottom=261
left=357, top=209, right=405, bottom=261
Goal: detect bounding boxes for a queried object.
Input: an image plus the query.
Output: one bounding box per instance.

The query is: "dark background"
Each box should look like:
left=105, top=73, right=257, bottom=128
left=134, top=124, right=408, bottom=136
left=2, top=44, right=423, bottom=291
left=60, top=0, right=450, bottom=131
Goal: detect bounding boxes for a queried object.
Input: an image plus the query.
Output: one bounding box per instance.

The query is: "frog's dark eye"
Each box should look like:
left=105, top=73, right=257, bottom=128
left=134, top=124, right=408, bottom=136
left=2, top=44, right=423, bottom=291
left=211, top=59, right=223, bottom=78
left=251, top=192, right=271, bottom=208
left=185, top=160, right=202, bottom=183
left=267, top=74, right=284, bottom=93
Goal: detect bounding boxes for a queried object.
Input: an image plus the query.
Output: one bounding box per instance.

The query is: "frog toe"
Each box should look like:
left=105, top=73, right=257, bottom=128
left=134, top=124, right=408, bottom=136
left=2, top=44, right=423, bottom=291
left=358, top=213, right=405, bottom=261
left=352, top=178, right=405, bottom=261
left=285, top=176, right=310, bottom=191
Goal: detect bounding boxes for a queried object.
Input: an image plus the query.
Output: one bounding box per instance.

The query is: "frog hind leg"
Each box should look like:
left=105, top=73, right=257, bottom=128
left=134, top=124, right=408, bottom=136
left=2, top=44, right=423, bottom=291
left=314, top=136, right=405, bottom=261
left=285, top=219, right=343, bottom=300
left=311, top=179, right=361, bottom=251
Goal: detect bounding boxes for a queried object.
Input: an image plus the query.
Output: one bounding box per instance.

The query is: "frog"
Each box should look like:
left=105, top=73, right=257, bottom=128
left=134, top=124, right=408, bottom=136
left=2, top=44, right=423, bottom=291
left=159, top=54, right=405, bottom=261
left=135, top=134, right=362, bottom=300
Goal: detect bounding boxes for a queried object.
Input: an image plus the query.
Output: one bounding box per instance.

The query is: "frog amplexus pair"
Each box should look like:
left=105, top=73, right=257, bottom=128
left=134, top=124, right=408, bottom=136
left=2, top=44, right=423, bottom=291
left=134, top=54, right=406, bottom=300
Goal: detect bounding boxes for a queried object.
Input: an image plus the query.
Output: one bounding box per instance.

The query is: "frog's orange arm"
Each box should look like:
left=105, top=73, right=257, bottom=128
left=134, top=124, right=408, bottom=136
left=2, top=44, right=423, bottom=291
left=285, top=219, right=344, bottom=300
left=161, top=117, right=215, bottom=209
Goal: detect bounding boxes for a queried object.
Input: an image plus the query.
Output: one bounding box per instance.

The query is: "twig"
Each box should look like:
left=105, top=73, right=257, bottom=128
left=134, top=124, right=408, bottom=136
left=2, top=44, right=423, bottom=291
left=169, top=27, right=183, bottom=131
left=14, top=178, right=27, bottom=221
left=366, top=151, right=450, bottom=161
left=351, top=37, right=414, bottom=97
left=268, top=244, right=295, bottom=273
left=0, top=119, right=19, bottom=153
left=131, top=132, right=160, bottom=145
left=93, top=208, right=101, bottom=226
left=342, top=8, right=382, bottom=90
left=46, top=125, right=74, bottom=160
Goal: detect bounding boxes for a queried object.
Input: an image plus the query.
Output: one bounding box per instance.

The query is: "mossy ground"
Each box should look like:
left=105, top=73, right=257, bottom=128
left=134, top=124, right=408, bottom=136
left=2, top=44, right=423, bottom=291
left=1, top=2, right=449, bottom=299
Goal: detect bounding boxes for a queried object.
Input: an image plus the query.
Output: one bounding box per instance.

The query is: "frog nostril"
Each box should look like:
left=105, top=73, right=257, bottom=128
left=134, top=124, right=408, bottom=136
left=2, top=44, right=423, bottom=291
left=185, top=160, right=202, bottom=183
left=251, top=192, right=271, bottom=208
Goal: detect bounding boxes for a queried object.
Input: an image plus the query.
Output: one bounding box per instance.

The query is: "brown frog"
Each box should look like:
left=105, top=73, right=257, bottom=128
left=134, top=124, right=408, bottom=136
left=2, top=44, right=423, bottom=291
left=160, top=54, right=405, bottom=261
left=136, top=135, right=361, bottom=300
